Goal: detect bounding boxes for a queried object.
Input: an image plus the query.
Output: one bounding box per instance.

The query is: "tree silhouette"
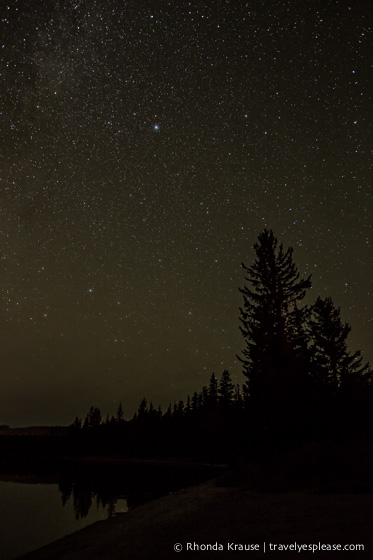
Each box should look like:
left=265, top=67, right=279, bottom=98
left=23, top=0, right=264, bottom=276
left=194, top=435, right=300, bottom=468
left=83, top=406, right=102, bottom=429
left=137, top=398, right=148, bottom=418
left=238, top=229, right=312, bottom=405
left=71, top=416, right=82, bottom=430
left=219, top=369, right=235, bottom=406
left=208, top=373, right=218, bottom=403
left=66, top=230, right=372, bottom=455
left=200, top=386, right=209, bottom=406
left=309, top=297, right=372, bottom=391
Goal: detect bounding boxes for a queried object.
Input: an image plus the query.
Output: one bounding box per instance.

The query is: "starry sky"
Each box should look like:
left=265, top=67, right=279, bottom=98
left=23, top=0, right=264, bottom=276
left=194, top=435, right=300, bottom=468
left=1, top=0, right=372, bottom=426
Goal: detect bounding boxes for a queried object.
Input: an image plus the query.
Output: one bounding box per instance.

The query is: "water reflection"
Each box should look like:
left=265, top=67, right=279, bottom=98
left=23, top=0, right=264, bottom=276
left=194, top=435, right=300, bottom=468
left=0, top=480, right=109, bottom=560
left=0, top=461, right=220, bottom=559
left=58, top=478, right=128, bottom=519
left=56, top=460, right=219, bottom=519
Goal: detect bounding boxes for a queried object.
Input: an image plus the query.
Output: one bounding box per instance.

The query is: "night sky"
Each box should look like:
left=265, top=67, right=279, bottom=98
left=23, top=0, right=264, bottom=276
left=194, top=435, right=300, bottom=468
left=1, top=0, right=372, bottom=426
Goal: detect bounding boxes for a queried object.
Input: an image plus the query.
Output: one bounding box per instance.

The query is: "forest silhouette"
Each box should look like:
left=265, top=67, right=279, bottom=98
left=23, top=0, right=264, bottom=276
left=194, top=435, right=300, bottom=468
left=1, top=228, right=373, bottom=530
left=67, top=229, right=372, bottom=460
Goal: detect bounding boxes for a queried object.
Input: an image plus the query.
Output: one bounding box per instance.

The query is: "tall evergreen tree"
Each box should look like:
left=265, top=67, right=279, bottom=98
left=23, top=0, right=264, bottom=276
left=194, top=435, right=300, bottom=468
left=71, top=416, right=82, bottom=430
left=137, top=398, right=148, bottom=418
left=83, top=406, right=102, bottom=429
left=219, top=369, right=235, bottom=406
left=176, top=400, right=185, bottom=416
left=309, top=297, right=372, bottom=391
left=208, top=373, right=218, bottom=401
left=200, top=386, right=209, bottom=406
left=238, top=229, right=312, bottom=402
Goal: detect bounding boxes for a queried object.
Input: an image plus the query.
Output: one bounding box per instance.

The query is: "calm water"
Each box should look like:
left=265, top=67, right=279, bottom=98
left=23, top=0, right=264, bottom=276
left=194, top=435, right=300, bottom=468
left=0, top=461, right=220, bottom=559
left=0, top=479, right=128, bottom=560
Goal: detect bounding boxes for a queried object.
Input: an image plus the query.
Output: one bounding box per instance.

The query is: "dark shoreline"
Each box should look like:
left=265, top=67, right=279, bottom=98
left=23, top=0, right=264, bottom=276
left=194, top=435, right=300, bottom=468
left=4, top=443, right=373, bottom=559
left=1, top=456, right=226, bottom=559
left=15, top=477, right=373, bottom=560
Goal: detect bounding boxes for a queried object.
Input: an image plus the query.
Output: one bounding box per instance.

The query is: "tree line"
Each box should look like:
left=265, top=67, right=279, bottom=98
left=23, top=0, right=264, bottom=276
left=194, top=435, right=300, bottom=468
left=69, top=229, right=372, bottom=458
left=69, top=369, right=245, bottom=458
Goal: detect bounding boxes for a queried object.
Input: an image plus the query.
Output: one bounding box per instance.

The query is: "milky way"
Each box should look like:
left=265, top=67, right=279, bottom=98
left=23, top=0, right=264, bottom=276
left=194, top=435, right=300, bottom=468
left=1, top=0, right=371, bottom=425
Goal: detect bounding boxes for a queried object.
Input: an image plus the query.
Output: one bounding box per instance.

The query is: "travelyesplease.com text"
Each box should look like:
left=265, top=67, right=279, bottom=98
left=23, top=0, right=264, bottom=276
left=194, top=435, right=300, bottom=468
left=173, top=541, right=364, bottom=553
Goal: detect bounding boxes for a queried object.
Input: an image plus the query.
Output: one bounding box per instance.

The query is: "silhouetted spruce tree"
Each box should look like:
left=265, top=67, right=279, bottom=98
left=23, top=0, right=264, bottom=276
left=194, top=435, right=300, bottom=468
left=309, top=297, right=372, bottom=391
left=137, top=398, right=148, bottom=418
left=200, top=386, right=209, bottom=406
left=172, top=400, right=184, bottom=417
left=208, top=373, right=218, bottom=402
left=83, top=406, right=102, bottom=429
left=238, top=229, right=312, bottom=408
left=219, top=370, right=235, bottom=406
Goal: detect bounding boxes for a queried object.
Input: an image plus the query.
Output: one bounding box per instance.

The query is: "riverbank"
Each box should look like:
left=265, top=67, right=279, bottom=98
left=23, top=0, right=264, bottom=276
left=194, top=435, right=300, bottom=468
left=17, top=475, right=373, bottom=560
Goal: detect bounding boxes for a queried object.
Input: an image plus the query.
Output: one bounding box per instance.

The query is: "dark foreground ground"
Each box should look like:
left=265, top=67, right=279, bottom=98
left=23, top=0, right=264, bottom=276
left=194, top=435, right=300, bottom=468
left=16, top=476, right=373, bottom=560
